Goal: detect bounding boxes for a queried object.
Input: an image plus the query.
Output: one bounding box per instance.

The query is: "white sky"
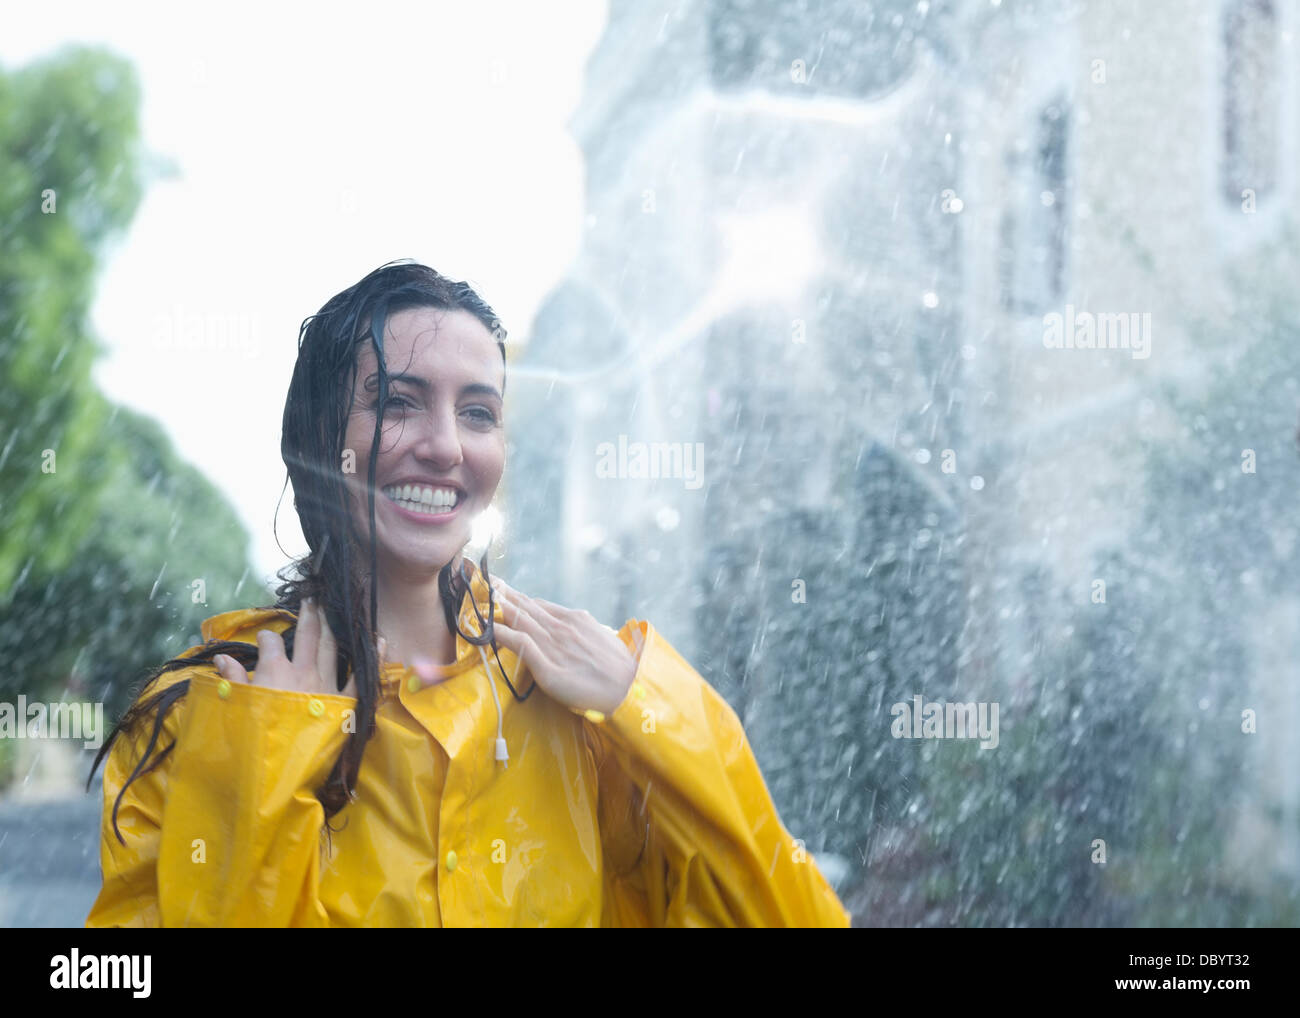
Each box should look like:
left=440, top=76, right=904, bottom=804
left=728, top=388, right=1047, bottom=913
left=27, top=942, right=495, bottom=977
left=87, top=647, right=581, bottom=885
left=0, top=0, right=606, bottom=589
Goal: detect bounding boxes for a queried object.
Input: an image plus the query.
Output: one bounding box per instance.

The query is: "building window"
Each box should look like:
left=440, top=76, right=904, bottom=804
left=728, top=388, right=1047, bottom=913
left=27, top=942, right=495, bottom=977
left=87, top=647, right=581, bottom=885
left=706, top=0, right=923, bottom=99
left=1222, top=0, right=1279, bottom=206
left=998, top=96, right=1070, bottom=316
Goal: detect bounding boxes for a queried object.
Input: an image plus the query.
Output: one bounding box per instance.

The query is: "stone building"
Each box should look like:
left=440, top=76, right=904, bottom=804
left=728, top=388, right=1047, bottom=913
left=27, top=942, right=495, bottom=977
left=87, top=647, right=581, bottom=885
left=502, top=0, right=1300, bottom=921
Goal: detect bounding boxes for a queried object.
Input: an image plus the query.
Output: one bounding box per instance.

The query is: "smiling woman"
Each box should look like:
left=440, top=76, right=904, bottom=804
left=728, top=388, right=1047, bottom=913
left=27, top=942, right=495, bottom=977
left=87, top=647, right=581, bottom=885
left=348, top=308, right=503, bottom=630
left=82, top=260, right=851, bottom=928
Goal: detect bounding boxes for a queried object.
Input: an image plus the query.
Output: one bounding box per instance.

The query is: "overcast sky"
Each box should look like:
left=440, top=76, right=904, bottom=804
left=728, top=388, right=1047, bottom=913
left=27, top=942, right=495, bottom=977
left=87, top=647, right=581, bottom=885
left=1, top=0, right=606, bottom=589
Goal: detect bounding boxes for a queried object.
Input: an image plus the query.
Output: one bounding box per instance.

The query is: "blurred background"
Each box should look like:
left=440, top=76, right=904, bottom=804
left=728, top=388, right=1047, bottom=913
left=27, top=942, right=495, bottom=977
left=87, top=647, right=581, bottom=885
left=2, top=0, right=1299, bottom=927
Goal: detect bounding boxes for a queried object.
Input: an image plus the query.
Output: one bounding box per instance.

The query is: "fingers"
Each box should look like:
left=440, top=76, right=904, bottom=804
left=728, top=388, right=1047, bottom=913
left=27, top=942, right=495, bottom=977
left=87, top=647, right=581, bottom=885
left=225, top=603, right=363, bottom=698
left=490, top=582, right=561, bottom=678
left=255, top=628, right=288, bottom=674
left=489, top=576, right=523, bottom=612
left=489, top=617, right=553, bottom=683
left=295, top=596, right=321, bottom=675
left=490, top=577, right=526, bottom=610
left=492, top=577, right=571, bottom=623
left=314, top=601, right=339, bottom=692
left=488, top=616, right=519, bottom=653
left=490, top=583, right=551, bottom=635
left=213, top=653, right=249, bottom=684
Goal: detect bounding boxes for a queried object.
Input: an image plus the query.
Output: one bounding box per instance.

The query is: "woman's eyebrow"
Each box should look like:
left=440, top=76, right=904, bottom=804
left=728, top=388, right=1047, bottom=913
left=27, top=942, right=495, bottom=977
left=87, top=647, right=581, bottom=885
left=364, top=371, right=424, bottom=392
left=364, top=372, right=501, bottom=401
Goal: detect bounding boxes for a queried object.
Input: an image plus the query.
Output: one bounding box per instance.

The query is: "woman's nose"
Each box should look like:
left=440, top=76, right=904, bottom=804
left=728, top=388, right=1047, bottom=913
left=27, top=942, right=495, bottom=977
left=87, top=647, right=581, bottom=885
left=411, top=405, right=463, bottom=466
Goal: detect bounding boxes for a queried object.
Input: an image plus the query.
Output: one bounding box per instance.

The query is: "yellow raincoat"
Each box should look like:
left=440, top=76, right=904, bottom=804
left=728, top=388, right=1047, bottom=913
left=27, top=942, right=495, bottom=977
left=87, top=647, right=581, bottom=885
left=86, top=564, right=851, bottom=927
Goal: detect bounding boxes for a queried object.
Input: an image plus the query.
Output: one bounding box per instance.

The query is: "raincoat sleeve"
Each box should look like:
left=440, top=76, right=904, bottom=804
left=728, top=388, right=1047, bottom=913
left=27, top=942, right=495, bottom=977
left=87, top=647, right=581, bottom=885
left=86, top=667, right=354, bottom=927
left=585, top=620, right=852, bottom=927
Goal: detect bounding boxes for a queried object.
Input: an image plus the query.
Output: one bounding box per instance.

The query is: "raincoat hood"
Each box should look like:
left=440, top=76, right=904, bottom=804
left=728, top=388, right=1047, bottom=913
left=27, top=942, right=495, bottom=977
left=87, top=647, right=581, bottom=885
left=88, top=565, right=851, bottom=927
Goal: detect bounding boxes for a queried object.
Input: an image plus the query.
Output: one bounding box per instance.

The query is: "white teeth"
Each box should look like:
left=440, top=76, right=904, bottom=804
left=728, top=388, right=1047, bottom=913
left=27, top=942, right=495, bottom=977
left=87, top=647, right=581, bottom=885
left=381, top=484, right=460, bottom=515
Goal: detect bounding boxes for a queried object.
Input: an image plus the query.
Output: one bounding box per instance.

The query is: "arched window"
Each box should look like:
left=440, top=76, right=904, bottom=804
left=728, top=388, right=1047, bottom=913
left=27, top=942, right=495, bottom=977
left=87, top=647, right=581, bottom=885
left=1222, top=0, right=1279, bottom=206
left=998, top=96, right=1070, bottom=315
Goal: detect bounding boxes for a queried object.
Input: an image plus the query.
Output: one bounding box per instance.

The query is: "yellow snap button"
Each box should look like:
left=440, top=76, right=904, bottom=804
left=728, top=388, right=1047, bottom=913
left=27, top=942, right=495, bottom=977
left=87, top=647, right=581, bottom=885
left=217, top=679, right=232, bottom=700
left=407, top=674, right=421, bottom=693
left=634, top=683, right=647, bottom=700
left=583, top=708, right=606, bottom=723
left=308, top=698, right=325, bottom=717
left=444, top=850, right=458, bottom=873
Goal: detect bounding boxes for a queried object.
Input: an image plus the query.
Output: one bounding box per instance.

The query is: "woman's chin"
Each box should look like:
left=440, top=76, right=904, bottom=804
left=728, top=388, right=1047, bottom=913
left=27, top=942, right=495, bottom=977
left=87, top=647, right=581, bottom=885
left=385, top=536, right=469, bottom=574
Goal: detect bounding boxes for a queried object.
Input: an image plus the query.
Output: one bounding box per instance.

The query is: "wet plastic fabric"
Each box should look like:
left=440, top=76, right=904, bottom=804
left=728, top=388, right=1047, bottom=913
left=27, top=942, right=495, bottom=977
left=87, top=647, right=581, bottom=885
left=86, top=567, right=851, bottom=927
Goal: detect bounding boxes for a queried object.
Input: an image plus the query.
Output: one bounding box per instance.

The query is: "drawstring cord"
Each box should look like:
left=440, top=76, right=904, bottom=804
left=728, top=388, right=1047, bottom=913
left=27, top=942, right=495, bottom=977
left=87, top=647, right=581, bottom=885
left=452, top=558, right=536, bottom=768
left=477, top=642, right=510, bottom=768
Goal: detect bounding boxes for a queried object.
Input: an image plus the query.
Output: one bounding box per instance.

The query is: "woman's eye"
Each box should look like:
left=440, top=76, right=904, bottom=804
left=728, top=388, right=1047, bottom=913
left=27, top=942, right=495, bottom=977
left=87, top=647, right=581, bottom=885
left=381, top=395, right=414, bottom=411
left=464, top=407, right=498, bottom=425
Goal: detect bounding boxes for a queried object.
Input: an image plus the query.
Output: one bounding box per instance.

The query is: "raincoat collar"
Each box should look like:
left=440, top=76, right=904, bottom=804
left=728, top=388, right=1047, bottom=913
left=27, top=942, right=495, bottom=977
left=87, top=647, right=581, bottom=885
left=197, top=558, right=506, bottom=687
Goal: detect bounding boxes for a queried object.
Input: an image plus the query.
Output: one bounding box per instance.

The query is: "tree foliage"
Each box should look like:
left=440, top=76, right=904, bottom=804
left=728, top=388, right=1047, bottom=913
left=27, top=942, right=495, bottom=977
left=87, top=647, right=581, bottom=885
left=0, top=48, right=265, bottom=784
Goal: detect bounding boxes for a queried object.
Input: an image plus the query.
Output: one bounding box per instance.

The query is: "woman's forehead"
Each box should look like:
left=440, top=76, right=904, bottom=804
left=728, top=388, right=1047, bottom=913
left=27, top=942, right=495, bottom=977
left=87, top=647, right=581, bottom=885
left=354, top=307, right=502, bottom=382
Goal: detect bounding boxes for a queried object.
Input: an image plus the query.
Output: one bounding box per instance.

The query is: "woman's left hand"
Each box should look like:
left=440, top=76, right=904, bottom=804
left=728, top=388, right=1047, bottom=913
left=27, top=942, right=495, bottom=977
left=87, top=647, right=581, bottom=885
left=415, top=576, right=637, bottom=717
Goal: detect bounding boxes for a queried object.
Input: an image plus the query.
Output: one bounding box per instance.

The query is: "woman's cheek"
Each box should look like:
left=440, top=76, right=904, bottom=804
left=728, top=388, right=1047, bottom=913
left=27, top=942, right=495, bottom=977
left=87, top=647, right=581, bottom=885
left=466, top=434, right=505, bottom=477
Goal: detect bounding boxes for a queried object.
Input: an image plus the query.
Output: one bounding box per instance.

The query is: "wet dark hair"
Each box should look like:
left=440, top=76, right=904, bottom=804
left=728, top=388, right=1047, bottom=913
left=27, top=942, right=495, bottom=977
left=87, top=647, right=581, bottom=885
left=88, top=260, right=518, bottom=839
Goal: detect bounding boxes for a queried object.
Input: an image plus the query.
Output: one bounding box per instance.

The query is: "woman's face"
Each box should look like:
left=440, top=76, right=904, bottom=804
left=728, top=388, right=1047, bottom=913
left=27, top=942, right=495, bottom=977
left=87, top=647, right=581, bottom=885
left=341, top=305, right=505, bottom=584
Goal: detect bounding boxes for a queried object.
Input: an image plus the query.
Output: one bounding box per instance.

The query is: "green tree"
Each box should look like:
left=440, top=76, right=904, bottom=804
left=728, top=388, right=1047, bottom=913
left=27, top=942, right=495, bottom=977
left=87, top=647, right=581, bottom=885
left=0, top=401, right=263, bottom=720
left=0, top=47, right=145, bottom=591
left=0, top=47, right=266, bottom=786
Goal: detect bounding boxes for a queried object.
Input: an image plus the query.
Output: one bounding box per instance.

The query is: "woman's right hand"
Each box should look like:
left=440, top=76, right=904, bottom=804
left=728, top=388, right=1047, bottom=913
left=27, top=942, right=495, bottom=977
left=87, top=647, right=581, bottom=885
left=213, top=597, right=363, bottom=698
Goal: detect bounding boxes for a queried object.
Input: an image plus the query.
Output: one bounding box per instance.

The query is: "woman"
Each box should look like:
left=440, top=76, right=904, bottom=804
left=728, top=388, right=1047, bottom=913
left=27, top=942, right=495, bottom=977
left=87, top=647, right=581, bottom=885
left=85, top=261, right=851, bottom=927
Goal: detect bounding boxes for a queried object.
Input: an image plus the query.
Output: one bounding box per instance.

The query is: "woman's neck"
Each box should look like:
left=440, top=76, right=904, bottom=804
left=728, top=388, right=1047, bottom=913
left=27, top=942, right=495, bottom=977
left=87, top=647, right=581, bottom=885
left=371, top=560, right=464, bottom=669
